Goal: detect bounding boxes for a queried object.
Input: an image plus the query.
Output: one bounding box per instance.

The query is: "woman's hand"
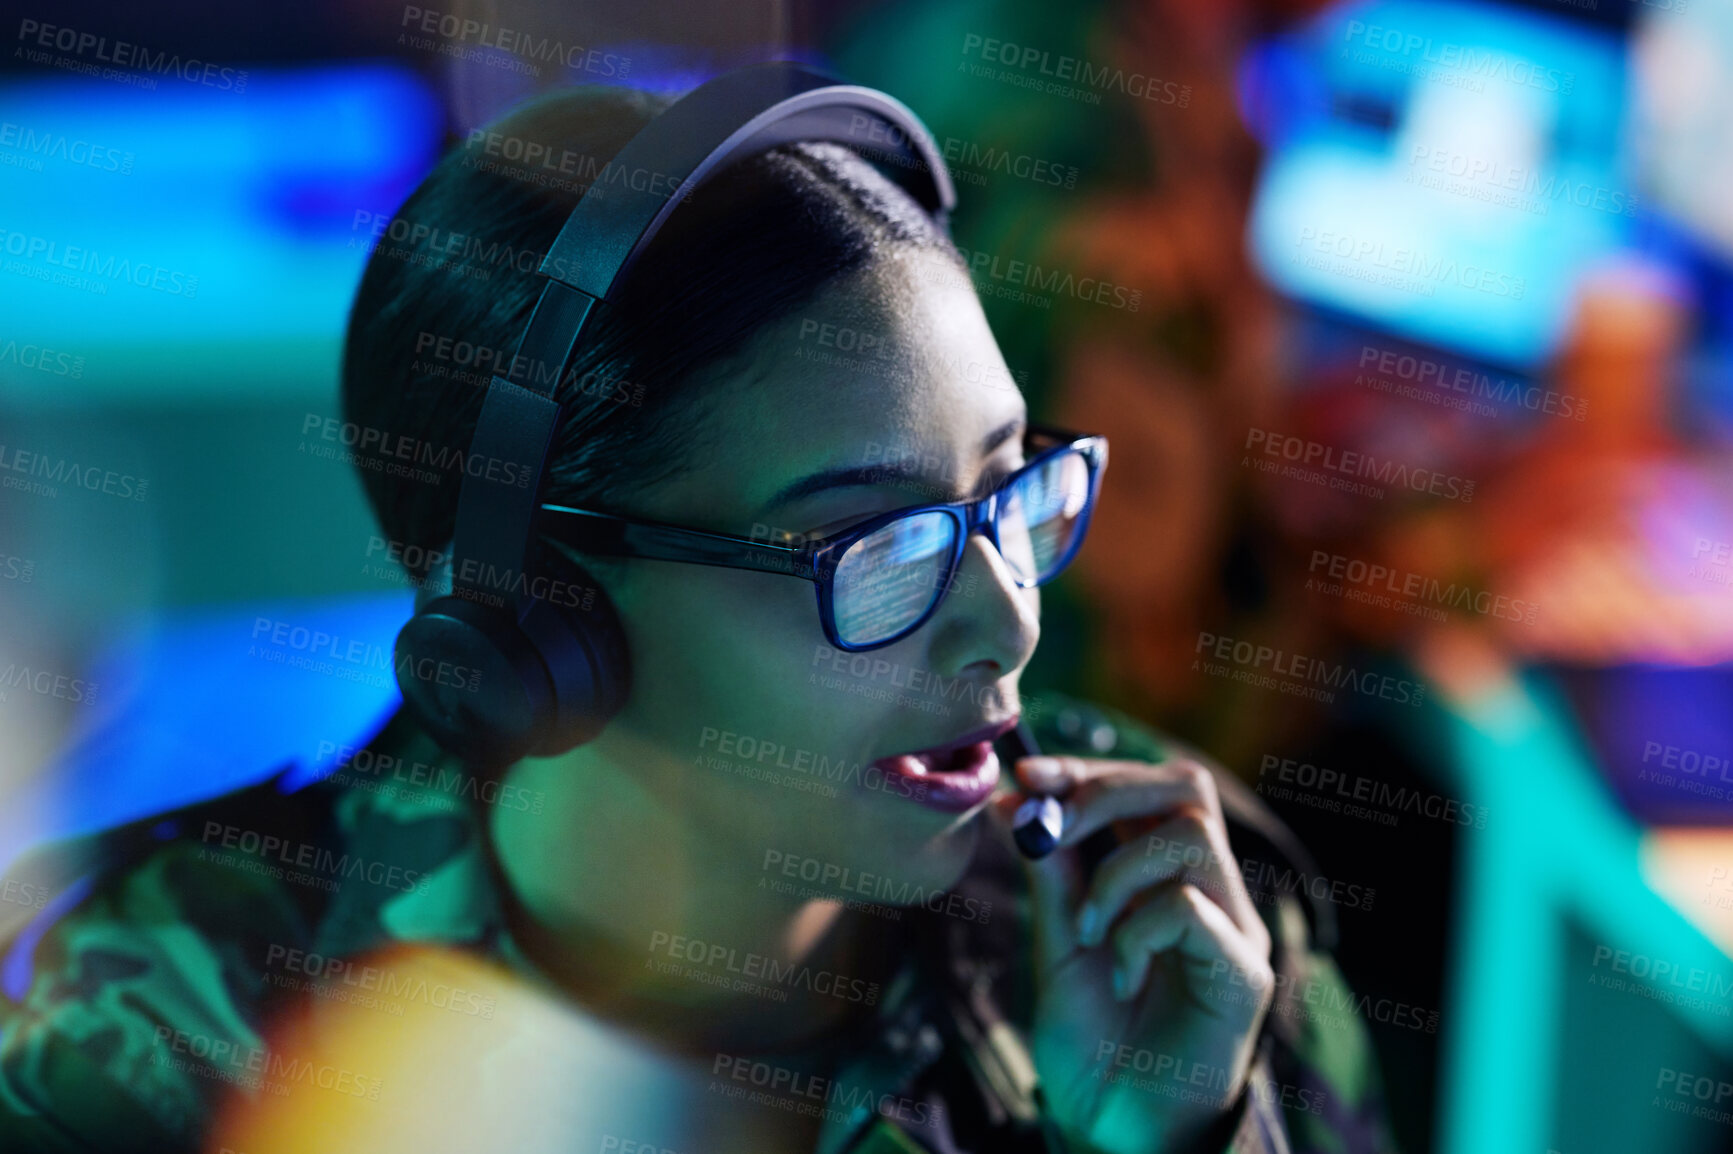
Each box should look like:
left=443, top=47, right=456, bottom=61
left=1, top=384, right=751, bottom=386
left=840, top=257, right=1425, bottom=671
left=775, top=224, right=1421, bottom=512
left=993, top=755, right=1275, bottom=1154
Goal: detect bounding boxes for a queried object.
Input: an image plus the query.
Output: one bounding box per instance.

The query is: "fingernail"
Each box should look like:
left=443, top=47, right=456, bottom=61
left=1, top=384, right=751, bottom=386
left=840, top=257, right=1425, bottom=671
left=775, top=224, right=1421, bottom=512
left=1112, top=967, right=1129, bottom=1001
left=1076, top=903, right=1101, bottom=946
left=1020, top=756, right=1063, bottom=786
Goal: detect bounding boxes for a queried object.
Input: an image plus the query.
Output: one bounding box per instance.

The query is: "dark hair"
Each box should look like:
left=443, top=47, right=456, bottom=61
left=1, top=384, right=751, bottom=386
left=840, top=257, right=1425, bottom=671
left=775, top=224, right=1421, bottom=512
left=341, top=83, right=959, bottom=582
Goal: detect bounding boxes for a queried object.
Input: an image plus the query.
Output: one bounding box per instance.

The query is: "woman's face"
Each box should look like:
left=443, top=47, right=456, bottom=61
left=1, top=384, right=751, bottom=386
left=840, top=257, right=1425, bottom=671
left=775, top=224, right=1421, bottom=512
left=519, top=248, right=1038, bottom=908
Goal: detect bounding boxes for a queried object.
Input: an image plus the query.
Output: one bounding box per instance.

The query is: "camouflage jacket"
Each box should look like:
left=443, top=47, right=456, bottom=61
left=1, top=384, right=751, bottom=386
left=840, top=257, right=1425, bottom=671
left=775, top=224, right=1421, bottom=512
left=0, top=693, right=1399, bottom=1153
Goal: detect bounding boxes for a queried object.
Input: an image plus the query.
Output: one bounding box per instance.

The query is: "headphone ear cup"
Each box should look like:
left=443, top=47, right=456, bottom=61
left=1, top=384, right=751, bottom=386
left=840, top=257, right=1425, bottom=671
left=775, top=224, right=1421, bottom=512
left=395, top=547, right=632, bottom=764
left=394, top=595, right=556, bottom=766
left=518, top=561, right=631, bottom=756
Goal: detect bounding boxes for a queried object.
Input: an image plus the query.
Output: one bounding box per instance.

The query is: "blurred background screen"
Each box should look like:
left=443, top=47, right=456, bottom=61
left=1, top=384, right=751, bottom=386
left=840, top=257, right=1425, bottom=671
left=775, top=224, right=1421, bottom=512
left=5, top=0, right=1733, bottom=1152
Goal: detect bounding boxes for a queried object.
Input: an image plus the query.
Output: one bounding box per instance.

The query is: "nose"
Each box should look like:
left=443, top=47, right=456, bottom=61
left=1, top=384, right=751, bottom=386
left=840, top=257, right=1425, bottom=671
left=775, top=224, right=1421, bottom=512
left=921, top=529, right=1040, bottom=682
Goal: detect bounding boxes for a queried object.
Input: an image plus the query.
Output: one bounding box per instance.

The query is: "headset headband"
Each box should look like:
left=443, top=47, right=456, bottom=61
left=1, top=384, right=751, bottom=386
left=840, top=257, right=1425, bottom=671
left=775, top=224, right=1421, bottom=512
left=449, top=62, right=956, bottom=615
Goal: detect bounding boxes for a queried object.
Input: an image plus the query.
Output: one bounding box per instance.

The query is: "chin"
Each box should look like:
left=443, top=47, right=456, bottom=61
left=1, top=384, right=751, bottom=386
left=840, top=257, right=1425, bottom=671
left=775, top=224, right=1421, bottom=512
left=858, top=808, right=982, bottom=902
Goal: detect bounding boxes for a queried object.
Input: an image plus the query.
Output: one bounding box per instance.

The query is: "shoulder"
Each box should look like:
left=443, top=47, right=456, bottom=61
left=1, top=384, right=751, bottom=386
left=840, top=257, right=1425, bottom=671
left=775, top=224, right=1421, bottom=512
left=0, top=772, right=314, bottom=1148
left=0, top=764, right=484, bottom=1151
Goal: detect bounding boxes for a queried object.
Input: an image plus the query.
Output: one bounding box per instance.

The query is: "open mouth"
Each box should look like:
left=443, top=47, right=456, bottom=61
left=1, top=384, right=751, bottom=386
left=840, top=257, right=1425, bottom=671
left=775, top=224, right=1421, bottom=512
left=869, top=716, right=1019, bottom=813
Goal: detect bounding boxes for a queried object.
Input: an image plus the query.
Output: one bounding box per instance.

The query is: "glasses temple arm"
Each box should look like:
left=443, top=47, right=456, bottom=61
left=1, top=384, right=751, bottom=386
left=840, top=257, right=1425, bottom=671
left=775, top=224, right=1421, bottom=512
left=539, top=506, right=818, bottom=580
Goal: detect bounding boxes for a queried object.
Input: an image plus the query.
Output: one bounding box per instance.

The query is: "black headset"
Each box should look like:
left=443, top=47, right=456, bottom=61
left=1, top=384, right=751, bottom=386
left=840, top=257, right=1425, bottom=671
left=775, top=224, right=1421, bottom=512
left=391, top=62, right=958, bottom=767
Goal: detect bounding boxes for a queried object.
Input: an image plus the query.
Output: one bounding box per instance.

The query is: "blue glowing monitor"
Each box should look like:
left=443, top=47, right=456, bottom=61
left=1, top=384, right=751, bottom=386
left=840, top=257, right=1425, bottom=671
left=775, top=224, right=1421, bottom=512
left=0, top=63, right=442, bottom=406
left=1243, top=0, right=1636, bottom=367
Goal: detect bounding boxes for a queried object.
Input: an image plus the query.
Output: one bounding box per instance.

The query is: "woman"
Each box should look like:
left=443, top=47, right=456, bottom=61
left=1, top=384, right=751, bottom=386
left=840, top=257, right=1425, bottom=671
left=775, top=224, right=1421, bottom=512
left=0, top=78, right=1396, bottom=1154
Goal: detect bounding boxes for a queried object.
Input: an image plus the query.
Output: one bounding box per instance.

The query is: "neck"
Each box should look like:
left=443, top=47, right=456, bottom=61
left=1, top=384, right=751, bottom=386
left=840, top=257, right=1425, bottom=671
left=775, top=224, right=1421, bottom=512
left=475, top=726, right=901, bottom=1059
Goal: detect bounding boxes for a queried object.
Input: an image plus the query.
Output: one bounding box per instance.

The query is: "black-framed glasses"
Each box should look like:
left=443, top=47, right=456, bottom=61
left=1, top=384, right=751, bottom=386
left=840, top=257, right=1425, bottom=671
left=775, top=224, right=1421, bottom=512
left=538, top=425, right=1107, bottom=651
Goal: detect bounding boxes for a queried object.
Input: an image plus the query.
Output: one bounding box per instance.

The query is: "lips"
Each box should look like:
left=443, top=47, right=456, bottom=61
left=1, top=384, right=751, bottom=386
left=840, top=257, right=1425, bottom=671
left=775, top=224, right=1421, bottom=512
left=870, top=716, right=1019, bottom=814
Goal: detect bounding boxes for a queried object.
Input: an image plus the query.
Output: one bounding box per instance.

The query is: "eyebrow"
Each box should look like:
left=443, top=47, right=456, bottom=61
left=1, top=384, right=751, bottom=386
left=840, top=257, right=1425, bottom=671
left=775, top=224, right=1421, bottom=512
left=763, top=418, right=1025, bottom=511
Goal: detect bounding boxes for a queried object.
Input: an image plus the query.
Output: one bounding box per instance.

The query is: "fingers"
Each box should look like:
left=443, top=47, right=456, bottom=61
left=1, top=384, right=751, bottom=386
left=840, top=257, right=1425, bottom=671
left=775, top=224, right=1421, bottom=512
left=1013, top=755, right=1073, bottom=795
left=1002, top=754, right=1273, bottom=981
left=1014, top=756, right=1220, bottom=851
left=1110, top=885, right=1273, bottom=1018
left=1075, top=813, right=1269, bottom=951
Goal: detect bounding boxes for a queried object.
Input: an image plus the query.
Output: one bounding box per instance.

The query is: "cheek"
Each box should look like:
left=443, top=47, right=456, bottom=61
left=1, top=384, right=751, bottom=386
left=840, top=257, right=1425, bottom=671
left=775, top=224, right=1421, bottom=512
left=615, top=566, right=866, bottom=743
left=608, top=568, right=971, bottom=862
left=612, top=558, right=1033, bottom=766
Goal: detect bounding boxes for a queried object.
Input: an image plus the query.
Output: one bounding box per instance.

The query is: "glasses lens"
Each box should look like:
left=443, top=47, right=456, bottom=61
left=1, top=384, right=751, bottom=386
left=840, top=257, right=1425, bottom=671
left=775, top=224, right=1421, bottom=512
left=832, top=511, right=958, bottom=647
left=996, top=449, right=1092, bottom=583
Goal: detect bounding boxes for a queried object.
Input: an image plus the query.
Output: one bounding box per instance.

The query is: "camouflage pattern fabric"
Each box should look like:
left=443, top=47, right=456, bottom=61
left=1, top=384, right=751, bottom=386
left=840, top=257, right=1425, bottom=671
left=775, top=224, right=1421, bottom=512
left=0, top=692, right=1399, bottom=1153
